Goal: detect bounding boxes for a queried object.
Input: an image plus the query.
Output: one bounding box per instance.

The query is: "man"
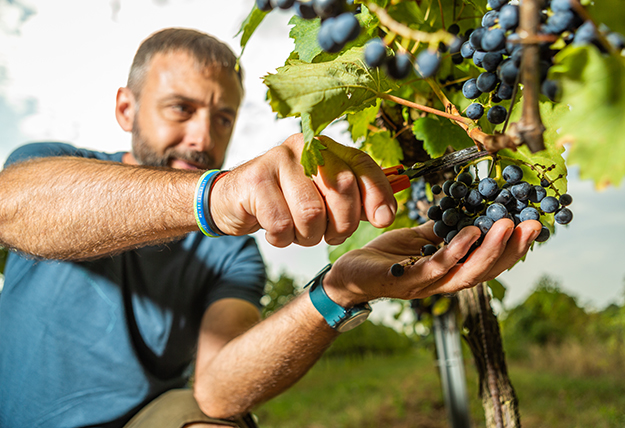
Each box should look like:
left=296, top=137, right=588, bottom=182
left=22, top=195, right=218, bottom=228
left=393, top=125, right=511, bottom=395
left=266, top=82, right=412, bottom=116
left=0, top=28, right=541, bottom=428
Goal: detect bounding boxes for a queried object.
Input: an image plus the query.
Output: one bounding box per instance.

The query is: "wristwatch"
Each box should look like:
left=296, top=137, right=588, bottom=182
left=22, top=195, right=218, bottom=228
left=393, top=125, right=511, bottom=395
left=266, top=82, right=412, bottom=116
left=305, top=264, right=372, bottom=333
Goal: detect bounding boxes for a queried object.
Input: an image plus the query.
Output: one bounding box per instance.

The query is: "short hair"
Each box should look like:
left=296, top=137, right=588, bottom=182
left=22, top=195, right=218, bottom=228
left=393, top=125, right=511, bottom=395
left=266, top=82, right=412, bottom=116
left=127, top=28, right=243, bottom=99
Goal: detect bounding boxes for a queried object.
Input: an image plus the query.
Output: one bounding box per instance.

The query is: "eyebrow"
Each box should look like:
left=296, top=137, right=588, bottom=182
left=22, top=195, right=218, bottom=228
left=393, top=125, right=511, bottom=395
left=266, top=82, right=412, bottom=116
left=160, top=94, right=238, bottom=116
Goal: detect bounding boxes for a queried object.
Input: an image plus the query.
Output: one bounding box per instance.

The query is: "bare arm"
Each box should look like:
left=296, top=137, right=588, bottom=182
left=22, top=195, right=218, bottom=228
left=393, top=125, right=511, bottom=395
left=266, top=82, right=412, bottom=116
left=192, top=219, right=543, bottom=419
left=0, top=156, right=201, bottom=259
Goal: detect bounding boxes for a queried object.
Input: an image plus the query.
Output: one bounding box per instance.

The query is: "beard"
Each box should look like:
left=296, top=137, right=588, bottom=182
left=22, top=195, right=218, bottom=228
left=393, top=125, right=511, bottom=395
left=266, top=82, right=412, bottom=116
left=130, top=116, right=218, bottom=170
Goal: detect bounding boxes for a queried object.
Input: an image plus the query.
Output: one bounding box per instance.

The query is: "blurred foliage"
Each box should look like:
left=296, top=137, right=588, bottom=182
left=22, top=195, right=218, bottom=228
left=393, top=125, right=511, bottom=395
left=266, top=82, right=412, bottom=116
left=261, top=270, right=298, bottom=319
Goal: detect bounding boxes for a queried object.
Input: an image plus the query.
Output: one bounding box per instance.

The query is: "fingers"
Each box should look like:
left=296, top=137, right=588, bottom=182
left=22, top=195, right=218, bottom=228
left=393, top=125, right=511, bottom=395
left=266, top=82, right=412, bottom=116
left=483, top=219, right=542, bottom=278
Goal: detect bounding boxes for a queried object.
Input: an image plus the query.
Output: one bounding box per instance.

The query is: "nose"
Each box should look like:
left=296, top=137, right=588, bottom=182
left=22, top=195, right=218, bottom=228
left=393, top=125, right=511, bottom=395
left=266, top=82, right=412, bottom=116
left=183, top=114, right=211, bottom=152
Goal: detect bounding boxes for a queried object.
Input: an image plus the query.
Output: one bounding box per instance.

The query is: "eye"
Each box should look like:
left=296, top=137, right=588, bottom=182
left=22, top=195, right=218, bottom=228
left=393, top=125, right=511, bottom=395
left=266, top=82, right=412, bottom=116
left=215, top=114, right=234, bottom=129
left=170, top=103, right=195, bottom=118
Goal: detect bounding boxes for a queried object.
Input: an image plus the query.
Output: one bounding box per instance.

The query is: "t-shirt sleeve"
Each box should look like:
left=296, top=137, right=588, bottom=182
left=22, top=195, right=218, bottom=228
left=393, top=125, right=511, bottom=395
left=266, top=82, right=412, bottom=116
left=203, top=236, right=267, bottom=311
left=4, top=142, right=123, bottom=167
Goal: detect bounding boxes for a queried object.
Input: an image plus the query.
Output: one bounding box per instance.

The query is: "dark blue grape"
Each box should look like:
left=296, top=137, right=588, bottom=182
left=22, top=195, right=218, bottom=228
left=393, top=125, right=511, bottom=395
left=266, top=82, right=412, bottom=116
left=462, top=78, right=482, bottom=99
left=547, top=10, right=575, bottom=34
left=443, top=208, right=461, bottom=226
left=482, top=10, right=499, bottom=28
left=494, top=188, right=513, bottom=205
left=502, top=164, right=523, bottom=184
left=313, top=0, right=343, bottom=18
left=448, top=24, right=460, bottom=35
left=416, top=50, right=440, bottom=78
left=445, top=229, right=459, bottom=244
left=541, top=79, right=561, bottom=102
left=498, top=4, right=519, bottom=31
left=487, top=105, right=507, bottom=124
left=428, top=205, right=443, bottom=221
left=443, top=180, right=454, bottom=196
left=390, top=263, right=404, bottom=277
left=481, top=28, right=506, bottom=52
left=511, top=181, right=532, bottom=201
left=295, top=0, right=317, bottom=19
left=469, top=28, right=486, bottom=50
left=466, top=189, right=483, bottom=206
left=573, top=21, right=597, bottom=45
left=450, top=181, right=469, bottom=199
left=431, top=184, right=443, bottom=195
left=422, top=244, right=438, bottom=256
left=529, top=185, right=547, bottom=203
left=506, top=33, right=521, bottom=55
left=385, top=53, right=412, bottom=79
left=551, top=0, right=572, bottom=12
left=482, top=52, right=503, bottom=72
left=540, top=178, right=550, bottom=188
left=478, top=178, right=499, bottom=198
left=466, top=103, right=484, bottom=120
left=554, top=207, right=573, bottom=224
left=332, top=12, right=361, bottom=45
left=509, top=197, right=528, bottom=213
left=364, top=39, right=387, bottom=68
left=461, top=41, right=476, bottom=59
left=535, top=226, right=551, bottom=242
left=488, top=0, right=509, bottom=11
left=256, top=0, right=273, bottom=11
left=317, top=18, right=341, bottom=52
left=559, top=194, right=573, bottom=206
left=477, top=72, right=499, bottom=92
left=434, top=220, right=454, bottom=238
left=540, top=196, right=560, bottom=213
left=474, top=215, right=494, bottom=234
left=511, top=48, right=523, bottom=67
left=497, top=83, right=514, bottom=100
left=457, top=215, right=475, bottom=230
left=520, top=207, right=540, bottom=222
left=275, top=0, right=296, bottom=9
left=499, top=60, right=519, bottom=85
left=473, top=50, right=486, bottom=68
left=457, top=172, right=474, bottom=185
left=440, top=196, right=457, bottom=211
left=486, top=203, right=508, bottom=221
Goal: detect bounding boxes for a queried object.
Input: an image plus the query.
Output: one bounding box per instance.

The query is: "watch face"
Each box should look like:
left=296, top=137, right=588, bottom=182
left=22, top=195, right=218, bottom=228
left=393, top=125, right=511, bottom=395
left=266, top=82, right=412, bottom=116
left=336, top=306, right=372, bottom=333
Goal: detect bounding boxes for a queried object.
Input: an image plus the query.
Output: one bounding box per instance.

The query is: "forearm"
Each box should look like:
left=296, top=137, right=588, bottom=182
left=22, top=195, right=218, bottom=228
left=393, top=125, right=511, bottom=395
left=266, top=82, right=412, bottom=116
left=194, top=292, right=338, bottom=418
left=0, top=157, right=201, bottom=259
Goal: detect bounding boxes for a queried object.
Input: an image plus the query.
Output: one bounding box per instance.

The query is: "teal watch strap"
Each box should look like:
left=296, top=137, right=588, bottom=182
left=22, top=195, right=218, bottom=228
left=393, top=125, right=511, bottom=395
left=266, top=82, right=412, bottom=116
left=305, top=264, right=371, bottom=333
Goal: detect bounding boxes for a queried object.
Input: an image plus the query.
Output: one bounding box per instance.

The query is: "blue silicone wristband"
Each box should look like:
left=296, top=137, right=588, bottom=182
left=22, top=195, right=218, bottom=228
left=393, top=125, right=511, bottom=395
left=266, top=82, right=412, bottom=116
left=194, top=170, right=222, bottom=238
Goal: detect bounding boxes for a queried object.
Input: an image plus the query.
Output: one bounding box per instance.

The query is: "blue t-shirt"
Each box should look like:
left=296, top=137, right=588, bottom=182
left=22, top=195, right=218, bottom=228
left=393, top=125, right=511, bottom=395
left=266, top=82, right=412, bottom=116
left=0, top=143, right=267, bottom=428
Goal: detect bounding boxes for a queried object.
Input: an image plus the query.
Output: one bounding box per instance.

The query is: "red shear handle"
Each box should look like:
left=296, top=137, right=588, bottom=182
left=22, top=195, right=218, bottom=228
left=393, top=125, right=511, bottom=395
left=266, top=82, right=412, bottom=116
left=382, top=165, right=410, bottom=194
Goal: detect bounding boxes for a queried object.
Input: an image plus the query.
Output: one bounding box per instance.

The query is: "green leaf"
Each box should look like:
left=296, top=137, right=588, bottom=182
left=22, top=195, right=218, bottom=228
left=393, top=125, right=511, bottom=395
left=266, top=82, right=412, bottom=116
left=300, top=129, right=327, bottom=177
left=549, top=45, right=625, bottom=188
left=361, top=130, right=403, bottom=167
left=236, top=5, right=268, bottom=54
left=487, top=279, right=507, bottom=302
left=289, top=16, right=323, bottom=63
left=411, top=116, right=473, bottom=158
left=388, top=1, right=425, bottom=26
left=347, top=100, right=380, bottom=142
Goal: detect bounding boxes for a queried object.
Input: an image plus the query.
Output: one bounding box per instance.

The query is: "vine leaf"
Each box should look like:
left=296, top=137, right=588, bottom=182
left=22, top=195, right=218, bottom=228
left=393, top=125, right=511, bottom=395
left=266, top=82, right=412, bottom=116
left=487, top=279, right=506, bottom=303
left=361, top=130, right=404, bottom=167
left=236, top=5, right=268, bottom=55
left=549, top=45, right=625, bottom=188
left=347, top=99, right=381, bottom=142
left=263, top=47, right=398, bottom=175
left=411, top=116, right=474, bottom=158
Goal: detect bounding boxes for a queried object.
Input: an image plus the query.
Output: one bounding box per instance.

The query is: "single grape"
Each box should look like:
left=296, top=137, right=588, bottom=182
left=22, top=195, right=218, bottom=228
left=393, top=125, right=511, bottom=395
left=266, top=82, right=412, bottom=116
left=541, top=79, right=561, bottom=102
left=506, top=33, right=521, bottom=55
left=364, top=39, right=387, bottom=68
left=457, top=215, right=475, bottom=230
left=535, top=226, right=551, bottom=242
left=481, top=28, right=506, bottom=52
left=551, top=0, right=572, bottom=12
left=256, top=0, right=273, bottom=11
left=482, top=52, right=503, bottom=72
left=486, top=203, right=508, bottom=221
left=474, top=215, right=494, bottom=234
left=313, top=0, right=343, bottom=18
left=554, top=207, right=573, bottom=224
left=510, top=181, right=533, bottom=201
left=434, top=220, right=454, bottom=238
left=508, top=197, right=528, bottom=213
left=466, top=103, right=485, bottom=120
left=445, top=229, right=459, bottom=244
left=477, top=72, right=499, bottom=93
left=448, top=23, right=460, bottom=35
left=317, top=18, right=341, bottom=53
left=502, top=164, right=523, bottom=184
left=461, top=41, right=476, bottom=59
left=457, top=171, right=474, bottom=185
left=529, top=185, right=547, bottom=203
left=416, top=50, right=441, bottom=78
left=511, top=48, right=523, bottom=67
left=487, top=105, right=507, bottom=124
left=499, top=60, right=519, bottom=85
left=559, top=194, right=573, bottom=206
left=499, top=4, right=519, bottom=31
left=497, top=83, right=514, bottom=100
left=442, top=208, right=461, bottom=226
left=573, top=21, right=597, bottom=45
left=450, top=181, right=469, bottom=199
left=473, top=51, right=487, bottom=68
left=469, top=28, right=486, bottom=50
left=462, top=78, right=482, bottom=99
left=488, top=0, right=509, bottom=11
left=494, top=188, right=513, bottom=205
left=428, top=205, right=443, bottom=221
left=331, top=12, right=361, bottom=45
left=540, top=178, right=550, bottom=188
left=478, top=178, right=499, bottom=199
left=385, top=53, right=412, bottom=79
left=482, top=10, right=499, bottom=28
left=540, top=196, right=560, bottom=213
left=390, top=263, right=405, bottom=277
left=422, top=244, right=438, bottom=256
left=466, top=189, right=484, bottom=206
left=440, top=196, right=457, bottom=211
left=443, top=180, right=455, bottom=196
left=431, top=184, right=443, bottom=195
left=520, top=207, right=540, bottom=222
left=547, top=10, right=575, bottom=34
left=294, top=0, right=317, bottom=19
left=274, top=0, right=296, bottom=9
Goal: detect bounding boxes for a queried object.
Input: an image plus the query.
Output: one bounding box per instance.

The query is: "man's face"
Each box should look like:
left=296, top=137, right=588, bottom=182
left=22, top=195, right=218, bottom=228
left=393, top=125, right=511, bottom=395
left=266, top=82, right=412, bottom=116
left=129, top=51, right=242, bottom=170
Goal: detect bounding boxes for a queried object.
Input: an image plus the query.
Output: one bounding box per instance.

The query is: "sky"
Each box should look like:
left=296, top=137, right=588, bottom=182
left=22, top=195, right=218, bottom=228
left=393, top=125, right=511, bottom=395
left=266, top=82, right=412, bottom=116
left=0, top=0, right=624, bottom=319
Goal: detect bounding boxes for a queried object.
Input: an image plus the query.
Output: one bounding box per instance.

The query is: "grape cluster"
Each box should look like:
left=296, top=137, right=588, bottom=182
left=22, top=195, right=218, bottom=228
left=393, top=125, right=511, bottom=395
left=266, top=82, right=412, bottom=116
left=426, top=163, right=573, bottom=252
left=405, top=179, right=429, bottom=224
left=257, top=0, right=363, bottom=54
left=459, top=0, right=625, bottom=124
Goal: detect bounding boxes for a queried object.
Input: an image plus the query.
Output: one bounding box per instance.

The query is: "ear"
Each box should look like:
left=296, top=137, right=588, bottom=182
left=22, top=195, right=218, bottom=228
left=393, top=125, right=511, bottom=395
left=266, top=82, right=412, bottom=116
left=115, top=87, right=136, bottom=132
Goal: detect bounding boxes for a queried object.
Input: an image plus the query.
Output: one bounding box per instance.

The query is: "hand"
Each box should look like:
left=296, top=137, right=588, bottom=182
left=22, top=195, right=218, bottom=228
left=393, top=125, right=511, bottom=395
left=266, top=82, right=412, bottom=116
left=323, top=219, right=543, bottom=306
left=209, top=134, right=397, bottom=247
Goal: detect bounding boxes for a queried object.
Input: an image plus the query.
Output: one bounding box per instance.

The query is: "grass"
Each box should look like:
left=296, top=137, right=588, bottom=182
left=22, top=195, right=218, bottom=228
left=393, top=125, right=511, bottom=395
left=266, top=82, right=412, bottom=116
left=254, top=348, right=625, bottom=428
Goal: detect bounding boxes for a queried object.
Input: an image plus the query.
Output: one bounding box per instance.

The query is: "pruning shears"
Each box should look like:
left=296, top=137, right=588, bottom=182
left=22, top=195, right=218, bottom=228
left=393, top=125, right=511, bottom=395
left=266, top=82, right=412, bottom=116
left=381, top=146, right=491, bottom=194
